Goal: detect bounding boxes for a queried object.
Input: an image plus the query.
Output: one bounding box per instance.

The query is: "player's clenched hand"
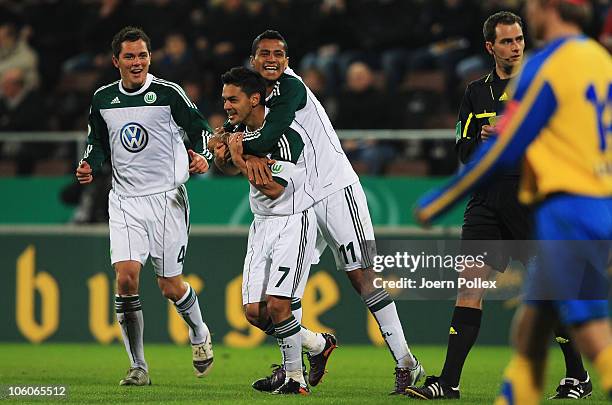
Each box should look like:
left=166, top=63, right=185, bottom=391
left=481, top=125, right=497, bottom=141
left=214, top=126, right=227, bottom=137
left=213, top=141, right=231, bottom=165
left=76, top=161, right=93, bottom=184
left=207, top=136, right=223, bottom=152
left=228, top=133, right=244, bottom=158
left=188, top=149, right=209, bottom=174
left=245, top=156, right=275, bottom=185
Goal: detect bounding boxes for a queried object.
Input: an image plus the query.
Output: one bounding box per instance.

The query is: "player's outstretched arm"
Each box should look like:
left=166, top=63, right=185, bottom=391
left=242, top=78, right=306, bottom=155
left=414, top=77, right=557, bottom=225
left=76, top=161, right=93, bottom=184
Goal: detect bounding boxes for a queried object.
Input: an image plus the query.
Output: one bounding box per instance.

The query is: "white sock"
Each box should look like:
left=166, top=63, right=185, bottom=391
left=286, top=368, right=306, bottom=387
left=364, top=289, right=416, bottom=368
left=275, top=315, right=306, bottom=386
left=115, top=295, right=148, bottom=371
left=301, top=327, right=325, bottom=355
left=174, top=283, right=210, bottom=345
left=291, top=298, right=302, bottom=324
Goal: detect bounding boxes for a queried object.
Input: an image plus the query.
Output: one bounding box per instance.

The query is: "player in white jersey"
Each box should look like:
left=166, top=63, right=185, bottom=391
left=237, top=30, right=425, bottom=394
left=75, top=27, right=213, bottom=386
left=217, top=66, right=335, bottom=395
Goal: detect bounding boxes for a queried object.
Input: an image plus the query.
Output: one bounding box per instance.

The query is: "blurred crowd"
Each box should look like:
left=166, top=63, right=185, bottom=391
left=0, top=0, right=610, bottom=177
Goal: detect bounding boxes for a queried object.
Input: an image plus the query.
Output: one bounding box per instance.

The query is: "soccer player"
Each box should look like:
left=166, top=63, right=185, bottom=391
left=406, top=11, right=590, bottom=400
left=220, top=66, right=319, bottom=395
left=75, top=27, right=214, bottom=386
left=213, top=85, right=335, bottom=394
left=413, top=0, right=612, bottom=403
left=238, top=30, right=425, bottom=394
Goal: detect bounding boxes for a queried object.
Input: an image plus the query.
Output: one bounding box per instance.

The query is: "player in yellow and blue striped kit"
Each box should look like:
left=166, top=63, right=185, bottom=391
left=414, top=0, right=612, bottom=403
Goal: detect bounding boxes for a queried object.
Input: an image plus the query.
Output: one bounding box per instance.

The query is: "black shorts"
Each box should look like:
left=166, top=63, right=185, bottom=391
left=461, top=179, right=533, bottom=271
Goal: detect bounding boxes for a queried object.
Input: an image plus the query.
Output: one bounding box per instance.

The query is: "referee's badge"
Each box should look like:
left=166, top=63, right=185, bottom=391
left=455, top=121, right=461, bottom=143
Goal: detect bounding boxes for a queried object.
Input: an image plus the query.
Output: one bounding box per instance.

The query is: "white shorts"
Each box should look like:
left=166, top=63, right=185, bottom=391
left=313, top=182, right=376, bottom=271
left=108, top=185, right=190, bottom=278
left=242, top=209, right=317, bottom=305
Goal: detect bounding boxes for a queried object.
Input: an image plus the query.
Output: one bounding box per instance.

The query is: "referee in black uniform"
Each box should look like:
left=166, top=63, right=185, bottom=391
left=406, top=11, right=591, bottom=400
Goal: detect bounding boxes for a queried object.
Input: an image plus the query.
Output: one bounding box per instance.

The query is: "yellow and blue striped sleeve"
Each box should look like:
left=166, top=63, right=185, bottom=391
left=414, top=40, right=567, bottom=224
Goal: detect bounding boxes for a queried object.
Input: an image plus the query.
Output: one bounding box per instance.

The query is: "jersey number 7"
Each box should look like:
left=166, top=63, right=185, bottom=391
left=275, top=266, right=290, bottom=287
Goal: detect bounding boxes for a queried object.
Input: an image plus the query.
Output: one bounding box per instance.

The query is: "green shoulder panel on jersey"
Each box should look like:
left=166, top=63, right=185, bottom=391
left=82, top=81, right=118, bottom=173
left=150, top=78, right=213, bottom=159
left=91, top=80, right=120, bottom=109
left=269, top=128, right=303, bottom=188
left=269, top=128, right=303, bottom=164
left=272, top=175, right=288, bottom=187
left=242, top=74, right=307, bottom=156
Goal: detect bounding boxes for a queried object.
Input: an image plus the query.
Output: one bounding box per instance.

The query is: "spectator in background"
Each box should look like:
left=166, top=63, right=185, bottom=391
left=346, top=1, right=419, bottom=70
left=135, top=0, right=192, bottom=48
left=153, top=32, right=199, bottom=84
left=63, top=0, right=133, bottom=72
left=182, top=78, right=210, bottom=118
left=206, top=110, right=227, bottom=132
left=300, top=67, right=335, bottom=115
left=0, top=21, right=39, bottom=91
left=299, top=0, right=352, bottom=93
left=0, top=67, right=47, bottom=175
left=0, top=67, right=43, bottom=131
left=205, top=109, right=230, bottom=176
left=404, top=0, right=479, bottom=106
left=206, top=0, right=253, bottom=77
left=336, top=62, right=397, bottom=175
left=335, top=62, right=386, bottom=129
left=264, top=0, right=314, bottom=62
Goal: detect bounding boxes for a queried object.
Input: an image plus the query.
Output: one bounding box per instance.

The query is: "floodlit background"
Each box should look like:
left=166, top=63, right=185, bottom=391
left=0, top=1, right=610, bottom=403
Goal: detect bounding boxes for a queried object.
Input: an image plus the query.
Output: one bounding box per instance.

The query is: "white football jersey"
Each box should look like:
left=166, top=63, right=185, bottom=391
left=242, top=69, right=358, bottom=204
left=83, top=73, right=212, bottom=197
left=243, top=122, right=315, bottom=216
left=283, top=67, right=359, bottom=200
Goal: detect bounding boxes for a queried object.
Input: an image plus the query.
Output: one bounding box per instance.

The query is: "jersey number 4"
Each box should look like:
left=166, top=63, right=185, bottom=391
left=586, top=83, right=612, bottom=151
left=177, top=245, right=186, bottom=264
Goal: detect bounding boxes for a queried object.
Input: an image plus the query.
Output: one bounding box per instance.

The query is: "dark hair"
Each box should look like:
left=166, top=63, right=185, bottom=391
left=0, top=21, right=17, bottom=40
left=221, top=67, right=267, bottom=105
left=251, top=30, right=288, bottom=56
left=111, top=26, right=152, bottom=58
left=483, top=11, right=523, bottom=43
left=556, top=1, right=592, bottom=29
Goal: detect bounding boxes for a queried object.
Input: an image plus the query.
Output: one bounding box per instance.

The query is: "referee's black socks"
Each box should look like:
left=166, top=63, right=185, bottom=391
left=554, top=325, right=588, bottom=381
left=440, top=306, right=482, bottom=388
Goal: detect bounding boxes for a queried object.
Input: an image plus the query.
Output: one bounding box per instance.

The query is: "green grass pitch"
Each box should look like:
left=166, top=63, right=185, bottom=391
left=0, top=343, right=607, bottom=404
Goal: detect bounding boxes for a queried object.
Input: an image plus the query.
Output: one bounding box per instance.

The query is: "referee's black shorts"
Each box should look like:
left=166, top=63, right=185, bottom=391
left=461, top=178, right=532, bottom=272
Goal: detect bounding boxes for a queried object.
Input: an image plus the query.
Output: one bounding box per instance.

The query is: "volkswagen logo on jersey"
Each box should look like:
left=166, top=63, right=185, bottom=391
left=120, top=122, right=148, bottom=153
